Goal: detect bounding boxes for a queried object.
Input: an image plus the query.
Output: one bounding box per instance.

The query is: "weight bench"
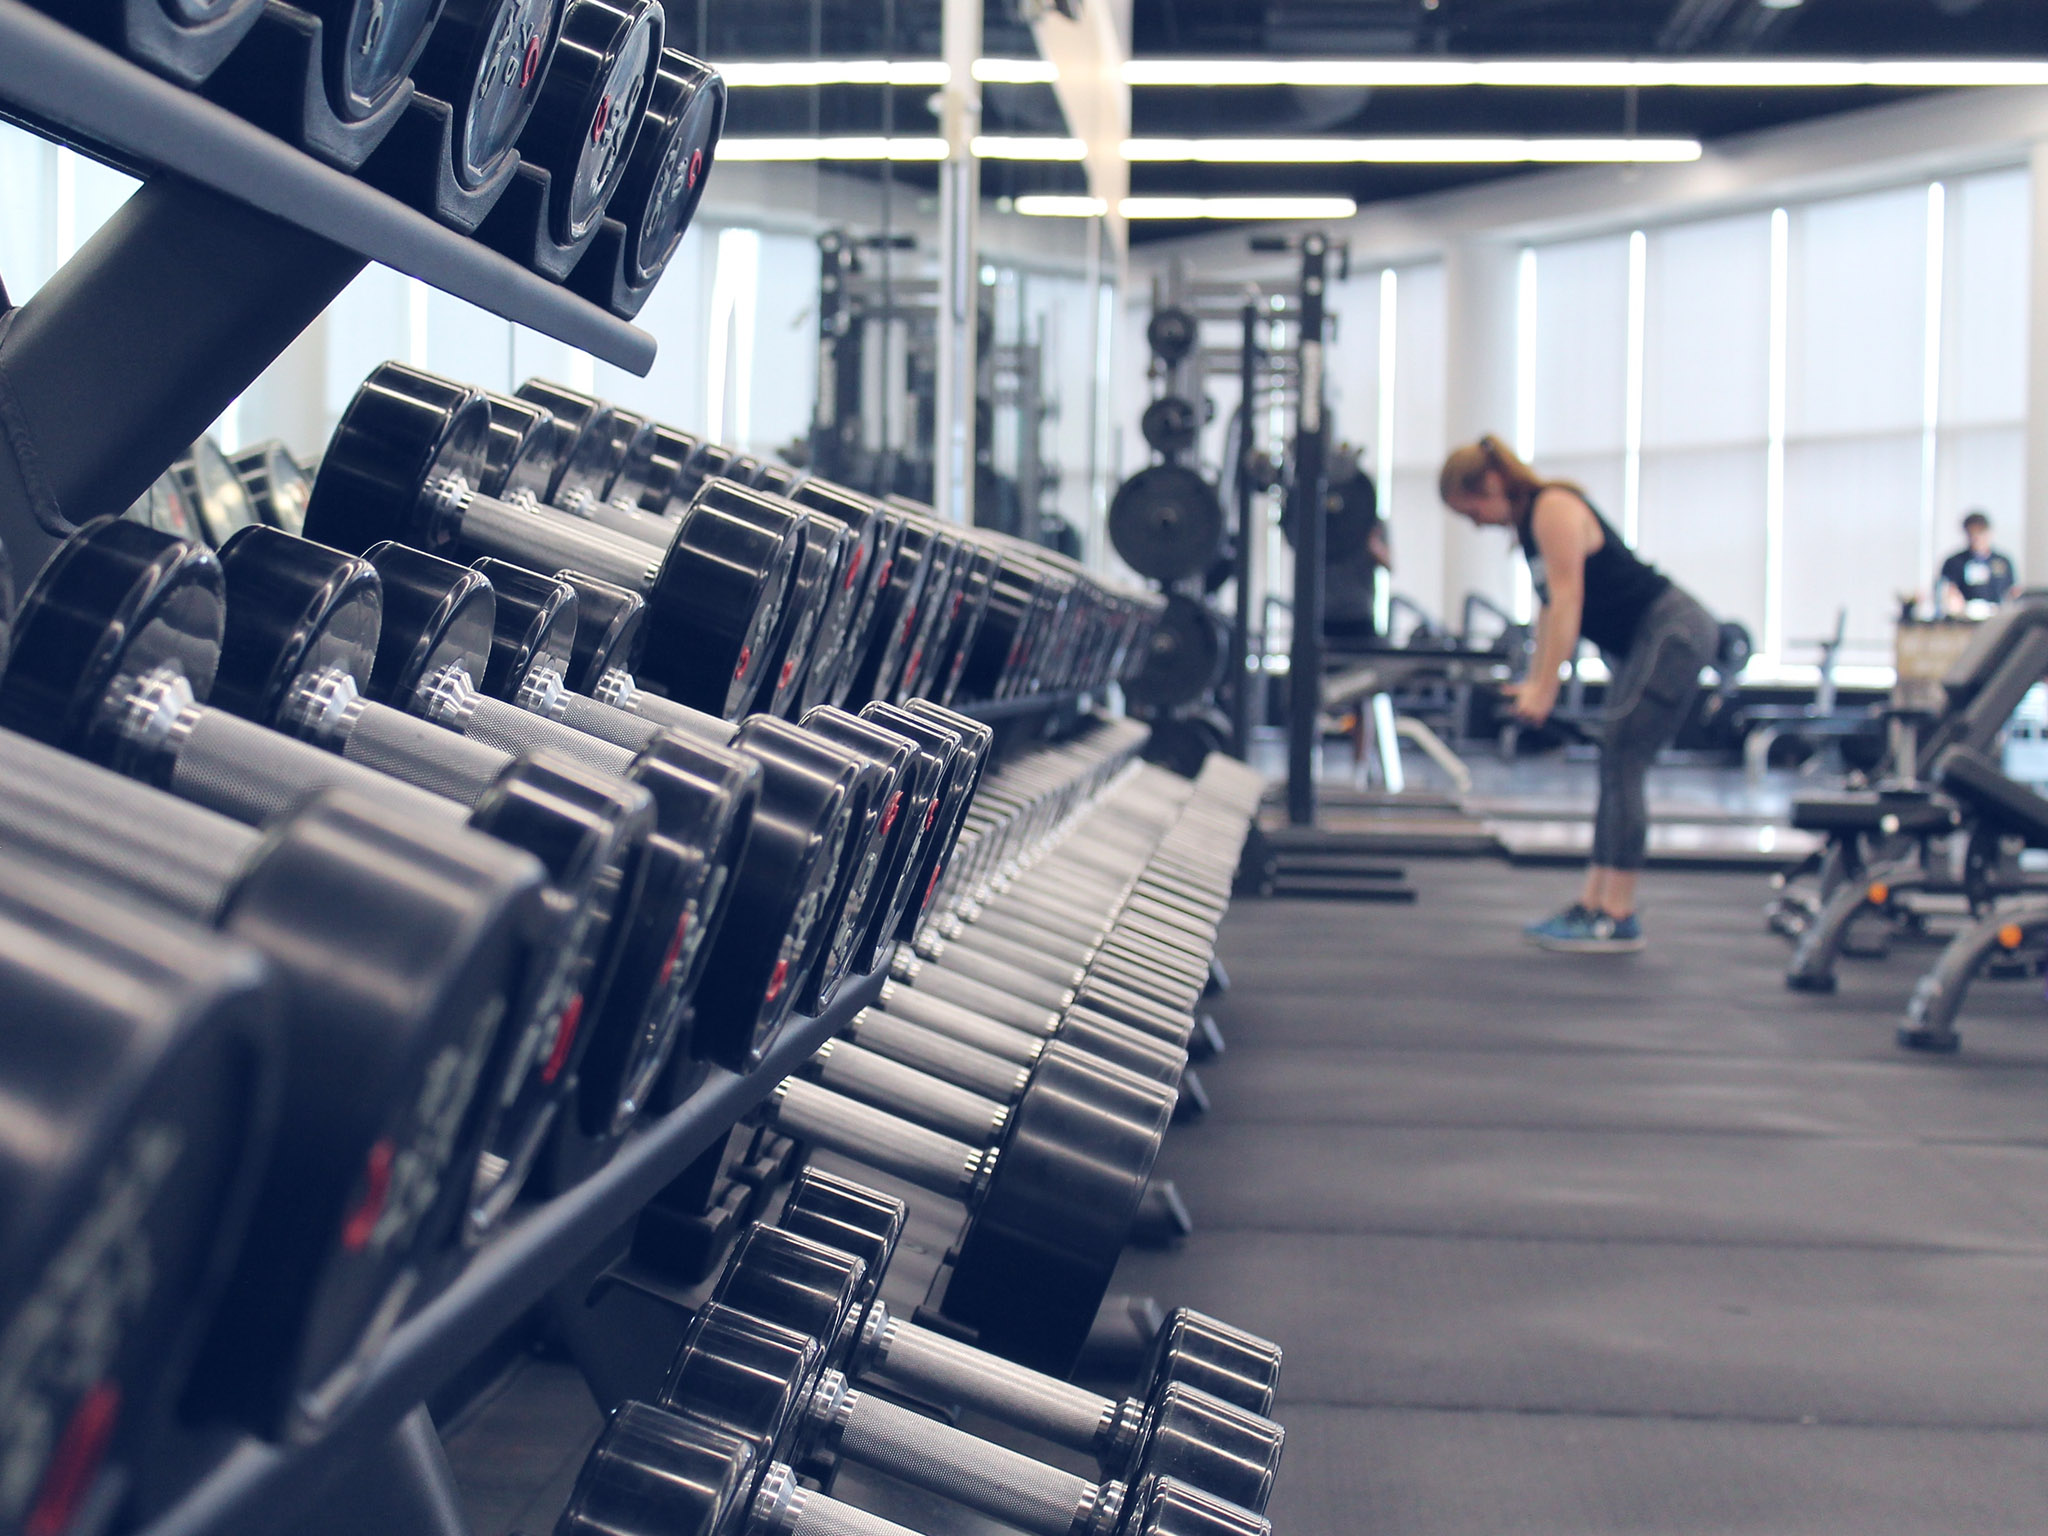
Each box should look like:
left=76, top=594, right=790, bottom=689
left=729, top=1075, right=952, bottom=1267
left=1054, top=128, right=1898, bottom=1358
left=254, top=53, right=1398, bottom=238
left=1899, top=749, right=2048, bottom=1052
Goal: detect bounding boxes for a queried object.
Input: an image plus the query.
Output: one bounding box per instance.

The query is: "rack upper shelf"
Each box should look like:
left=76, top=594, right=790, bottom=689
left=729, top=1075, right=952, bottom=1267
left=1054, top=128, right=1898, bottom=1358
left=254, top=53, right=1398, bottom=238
left=0, top=0, right=657, bottom=375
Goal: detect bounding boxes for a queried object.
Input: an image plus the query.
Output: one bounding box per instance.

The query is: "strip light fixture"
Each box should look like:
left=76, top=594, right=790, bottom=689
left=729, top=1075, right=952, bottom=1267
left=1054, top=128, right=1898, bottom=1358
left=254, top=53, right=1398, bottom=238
left=1014, top=195, right=1362, bottom=219
left=713, top=57, right=2048, bottom=90
left=720, top=137, right=1699, bottom=164
left=1120, top=58, right=2048, bottom=88
left=1124, top=137, right=1702, bottom=163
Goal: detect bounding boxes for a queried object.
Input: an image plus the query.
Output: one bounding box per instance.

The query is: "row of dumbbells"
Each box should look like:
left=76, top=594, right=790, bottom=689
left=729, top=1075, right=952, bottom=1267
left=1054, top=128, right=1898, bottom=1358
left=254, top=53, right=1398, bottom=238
left=552, top=746, right=1275, bottom=1536
left=0, top=693, right=1255, bottom=1536
left=32, top=0, right=726, bottom=312
left=0, top=363, right=1209, bottom=1525
left=129, top=363, right=1166, bottom=723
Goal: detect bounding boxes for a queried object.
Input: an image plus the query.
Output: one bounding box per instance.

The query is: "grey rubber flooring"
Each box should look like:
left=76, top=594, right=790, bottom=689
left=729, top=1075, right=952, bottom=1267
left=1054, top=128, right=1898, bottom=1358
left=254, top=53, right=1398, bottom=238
left=1112, top=859, right=2048, bottom=1535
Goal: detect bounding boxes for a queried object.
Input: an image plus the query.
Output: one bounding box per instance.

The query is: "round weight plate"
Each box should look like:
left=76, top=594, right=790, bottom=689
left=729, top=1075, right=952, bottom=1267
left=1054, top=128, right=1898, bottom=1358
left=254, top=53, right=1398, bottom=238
left=554, top=570, right=647, bottom=689
left=891, top=531, right=964, bottom=704
left=320, top=0, right=448, bottom=123
left=945, top=1044, right=1175, bottom=1375
left=777, top=1166, right=907, bottom=1306
left=127, top=470, right=202, bottom=543
left=638, top=480, right=799, bottom=719
left=0, top=864, right=277, bottom=1536
left=518, top=0, right=663, bottom=247
left=474, top=393, right=555, bottom=499
left=1145, top=307, right=1197, bottom=365
left=1109, top=465, right=1225, bottom=584
left=658, top=1302, right=822, bottom=1462
left=839, top=512, right=935, bottom=707
left=1124, top=1473, right=1271, bottom=1536
left=172, top=437, right=262, bottom=551
left=559, top=1400, right=758, bottom=1536
left=862, top=703, right=974, bottom=941
left=753, top=462, right=803, bottom=498
left=553, top=405, right=643, bottom=507
left=1141, top=395, right=1200, bottom=457
left=1130, top=1383, right=1281, bottom=1515
left=211, top=526, right=383, bottom=724
left=1322, top=466, right=1379, bottom=561
left=786, top=478, right=886, bottom=709
left=360, top=542, right=497, bottom=705
left=613, top=50, right=724, bottom=288
left=470, top=558, right=577, bottom=698
left=1142, top=708, right=1231, bottom=776
left=750, top=514, right=844, bottom=719
left=410, top=0, right=564, bottom=189
left=847, top=707, right=946, bottom=966
left=797, top=707, right=914, bottom=996
left=1144, top=1310, right=1281, bottom=1419
left=1122, top=594, right=1223, bottom=712
left=679, top=717, right=855, bottom=1073
left=305, top=365, right=493, bottom=557
left=0, top=519, right=223, bottom=762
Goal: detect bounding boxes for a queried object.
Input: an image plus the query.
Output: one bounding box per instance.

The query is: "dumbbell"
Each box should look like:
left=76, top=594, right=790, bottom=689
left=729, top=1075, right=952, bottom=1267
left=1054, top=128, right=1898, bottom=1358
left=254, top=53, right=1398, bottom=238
left=0, top=518, right=656, bottom=1236
left=28, top=0, right=266, bottom=85
left=0, top=734, right=550, bottom=1433
left=211, top=527, right=768, bottom=1163
left=776, top=1168, right=1280, bottom=1426
left=923, top=542, right=1002, bottom=708
left=304, top=362, right=798, bottom=720
left=0, top=860, right=279, bottom=1536
left=560, top=1400, right=1272, bottom=1536
left=661, top=1302, right=1278, bottom=1536
left=709, top=1211, right=1282, bottom=1505
left=836, top=509, right=940, bottom=708
left=865, top=700, right=994, bottom=942
left=479, top=391, right=567, bottom=500
left=478, top=0, right=664, bottom=277
left=170, top=435, right=264, bottom=549
left=757, top=1036, right=1172, bottom=1372
left=567, top=48, right=724, bottom=317
left=608, top=421, right=702, bottom=512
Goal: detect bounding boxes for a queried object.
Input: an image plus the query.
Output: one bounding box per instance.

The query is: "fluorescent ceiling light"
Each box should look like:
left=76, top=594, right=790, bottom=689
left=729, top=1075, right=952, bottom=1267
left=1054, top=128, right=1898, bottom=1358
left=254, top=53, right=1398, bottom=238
left=972, top=136, right=1087, bottom=160
left=717, top=137, right=949, bottom=161
left=1120, top=58, right=2048, bottom=88
left=1120, top=196, right=1359, bottom=219
left=715, top=58, right=1052, bottom=87
left=1013, top=195, right=1110, bottom=216
left=1124, top=136, right=1702, bottom=163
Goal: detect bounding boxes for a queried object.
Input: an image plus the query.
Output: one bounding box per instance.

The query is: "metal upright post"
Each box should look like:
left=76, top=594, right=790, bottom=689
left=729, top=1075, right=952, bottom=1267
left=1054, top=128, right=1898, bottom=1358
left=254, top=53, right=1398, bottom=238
left=932, top=0, right=982, bottom=524
left=1231, top=300, right=1259, bottom=759
left=813, top=231, right=854, bottom=482
left=1286, top=235, right=1330, bottom=825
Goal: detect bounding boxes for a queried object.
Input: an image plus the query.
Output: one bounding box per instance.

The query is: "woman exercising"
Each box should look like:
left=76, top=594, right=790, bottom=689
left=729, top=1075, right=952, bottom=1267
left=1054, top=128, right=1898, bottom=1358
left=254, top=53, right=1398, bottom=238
left=1439, top=436, right=1718, bottom=953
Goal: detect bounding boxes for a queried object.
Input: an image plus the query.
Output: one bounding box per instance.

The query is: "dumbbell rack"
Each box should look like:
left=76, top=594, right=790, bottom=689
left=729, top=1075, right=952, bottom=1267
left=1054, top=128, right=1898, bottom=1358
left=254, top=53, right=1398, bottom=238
left=0, top=0, right=654, bottom=584
left=104, top=688, right=1092, bottom=1536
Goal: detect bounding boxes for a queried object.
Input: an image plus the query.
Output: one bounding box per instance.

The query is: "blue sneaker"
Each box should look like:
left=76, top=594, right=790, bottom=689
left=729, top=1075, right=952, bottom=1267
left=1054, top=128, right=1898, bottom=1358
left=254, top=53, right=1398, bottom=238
left=1525, top=905, right=1645, bottom=953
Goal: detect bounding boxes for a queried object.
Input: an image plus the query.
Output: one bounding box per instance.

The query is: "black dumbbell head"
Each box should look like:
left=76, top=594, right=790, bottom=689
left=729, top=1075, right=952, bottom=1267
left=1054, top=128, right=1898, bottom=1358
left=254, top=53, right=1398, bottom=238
left=1143, top=1311, right=1281, bottom=1420
left=304, top=363, right=494, bottom=557
left=210, top=526, right=382, bottom=724
left=1128, top=1384, right=1281, bottom=1517
left=229, top=441, right=314, bottom=536
left=308, top=0, right=449, bottom=122
left=480, top=392, right=566, bottom=499
left=516, top=0, right=665, bottom=247
left=551, top=403, right=640, bottom=506
left=658, top=1302, right=821, bottom=1462
left=469, top=557, right=578, bottom=698
left=638, top=480, right=799, bottom=719
left=1126, top=1474, right=1271, bottom=1536
left=0, top=518, right=223, bottom=761
left=359, top=543, right=497, bottom=705
left=411, top=0, right=566, bottom=190
left=611, top=50, right=724, bottom=289
left=710, top=1224, right=867, bottom=1359
left=553, top=570, right=647, bottom=690
left=558, top=1399, right=759, bottom=1536
left=612, top=422, right=701, bottom=513
left=777, top=1166, right=907, bottom=1306
left=0, top=861, right=280, bottom=1536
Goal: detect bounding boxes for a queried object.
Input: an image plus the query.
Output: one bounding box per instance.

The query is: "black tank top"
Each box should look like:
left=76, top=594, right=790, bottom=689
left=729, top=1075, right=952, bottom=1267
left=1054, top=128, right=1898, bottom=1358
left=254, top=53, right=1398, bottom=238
left=1516, top=495, right=1670, bottom=657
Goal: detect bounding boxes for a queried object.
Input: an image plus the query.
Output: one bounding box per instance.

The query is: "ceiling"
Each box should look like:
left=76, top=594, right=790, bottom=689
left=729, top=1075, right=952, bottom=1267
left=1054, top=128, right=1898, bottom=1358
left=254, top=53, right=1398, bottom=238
left=687, top=0, right=2047, bottom=240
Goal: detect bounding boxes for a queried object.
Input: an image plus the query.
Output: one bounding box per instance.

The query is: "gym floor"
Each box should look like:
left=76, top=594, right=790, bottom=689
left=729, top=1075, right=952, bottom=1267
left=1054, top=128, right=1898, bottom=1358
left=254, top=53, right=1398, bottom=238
left=1113, top=857, right=2048, bottom=1535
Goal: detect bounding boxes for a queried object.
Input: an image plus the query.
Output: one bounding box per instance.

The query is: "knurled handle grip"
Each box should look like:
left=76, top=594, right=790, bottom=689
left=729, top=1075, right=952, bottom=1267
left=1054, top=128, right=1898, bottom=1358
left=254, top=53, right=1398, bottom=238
left=599, top=681, right=734, bottom=742
left=765, top=1079, right=977, bottom=1199
left=172, top=707, right=475, bottom=825
left=340, top=702, right=515, bottom=804
left=554, top=692, right=665, bottom=752
left=844, top=1009, right=1032, bottom=1099
left=869, top=1319, right=1111, bottom=1457
left=877, top=987, right=1042, bottom=1065
left=914, top=964, right=1062, bottom=1038
left=0, top=728, right=250, bottom=922
left=458, top=493, right=662, bottom=596
left=457, top=695, right=639, bottom=776
left=931, top=944, right=1071, bottom=1011
left=774, top=1485, right=925, bottom=1536
left=949, top=924, right=1090, bottom=985
left=809, top=1041, right=1007, bottom=1144
left=837, top=1390, right=1093, bottom=1536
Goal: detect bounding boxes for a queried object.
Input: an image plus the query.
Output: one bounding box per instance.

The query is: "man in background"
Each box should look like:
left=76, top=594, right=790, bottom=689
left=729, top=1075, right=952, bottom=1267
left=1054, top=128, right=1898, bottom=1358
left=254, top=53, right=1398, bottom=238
left=1939, top=511, right=2017, bottom=616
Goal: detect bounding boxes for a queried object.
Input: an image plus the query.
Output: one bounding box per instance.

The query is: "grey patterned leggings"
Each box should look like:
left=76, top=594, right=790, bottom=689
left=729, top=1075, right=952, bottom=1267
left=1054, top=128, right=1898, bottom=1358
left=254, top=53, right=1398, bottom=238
left=1594, top=586, right=1720, bottom=870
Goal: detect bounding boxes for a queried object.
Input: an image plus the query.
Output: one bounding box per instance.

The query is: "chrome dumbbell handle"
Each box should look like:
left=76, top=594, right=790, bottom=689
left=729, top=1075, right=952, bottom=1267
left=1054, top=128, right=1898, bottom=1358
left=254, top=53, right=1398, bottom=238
left=764, top=1080, right=989, bottom=1200
left=842, top=1008, right=1034, bottom=1099
left=750, top=1463, right=921, bottom=1536
left=806, top=1041, right=1009, bottom=1145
